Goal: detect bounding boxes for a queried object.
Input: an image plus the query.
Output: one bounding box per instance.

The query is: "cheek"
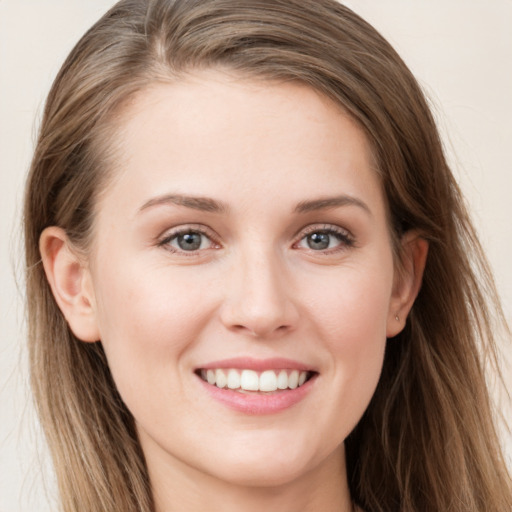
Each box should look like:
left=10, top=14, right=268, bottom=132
left=301, top=261, right=393, bottom=423
left=95, top=255, right=214, bottom=335
left=307, top=262, right=393, bottom=345
left=91, top=260, right=216, bottom=401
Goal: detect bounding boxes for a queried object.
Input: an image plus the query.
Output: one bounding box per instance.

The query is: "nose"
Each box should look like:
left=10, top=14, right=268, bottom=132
left=219, top=248, right=300, bottom=339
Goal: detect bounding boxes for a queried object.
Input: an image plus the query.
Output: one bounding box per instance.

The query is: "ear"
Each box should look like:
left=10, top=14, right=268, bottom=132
left=386, top=231, right=428, bottom=338
left=39, top=226, right=100, bottom=342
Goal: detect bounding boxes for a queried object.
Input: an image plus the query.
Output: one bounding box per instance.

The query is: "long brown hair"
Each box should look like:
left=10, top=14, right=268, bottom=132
left=24, top=1, right=511, bottom=510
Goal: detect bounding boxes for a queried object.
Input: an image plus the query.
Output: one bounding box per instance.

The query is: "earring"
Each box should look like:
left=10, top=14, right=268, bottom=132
left=395, top=314, right=400, bottom=322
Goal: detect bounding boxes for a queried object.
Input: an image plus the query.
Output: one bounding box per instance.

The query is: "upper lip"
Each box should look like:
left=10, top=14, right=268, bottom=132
left=197, top=357, right=316, bottom=372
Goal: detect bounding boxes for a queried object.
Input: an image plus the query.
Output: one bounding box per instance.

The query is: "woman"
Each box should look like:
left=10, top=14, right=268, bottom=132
left=24, top=0, right=512, bottom=510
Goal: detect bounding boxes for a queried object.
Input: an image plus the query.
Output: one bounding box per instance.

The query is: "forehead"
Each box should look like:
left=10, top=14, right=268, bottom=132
left=95, top=70, right=385, bottom=223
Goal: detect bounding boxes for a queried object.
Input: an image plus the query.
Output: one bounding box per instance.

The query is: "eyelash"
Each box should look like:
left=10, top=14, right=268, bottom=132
left=157, top=225, right=220, bottom=255
left=157, top=224, right=355, bottom=255
left=294, top=224, right=355, bottom=254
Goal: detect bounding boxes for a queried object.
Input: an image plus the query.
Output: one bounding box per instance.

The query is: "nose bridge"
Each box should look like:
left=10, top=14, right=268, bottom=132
left=221, top=242, right=298, bottom=337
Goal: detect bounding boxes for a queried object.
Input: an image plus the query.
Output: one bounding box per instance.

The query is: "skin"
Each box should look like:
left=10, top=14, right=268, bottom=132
left=41, top=71, right=427, bottom=512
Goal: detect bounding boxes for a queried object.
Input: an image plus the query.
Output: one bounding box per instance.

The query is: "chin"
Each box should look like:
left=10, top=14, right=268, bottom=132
left=201, top=436, right=335, bottom=488
left=208, top=456, right=313, bottom=488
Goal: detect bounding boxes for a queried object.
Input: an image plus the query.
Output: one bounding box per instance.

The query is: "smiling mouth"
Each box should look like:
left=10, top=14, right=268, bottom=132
left=196, top=368, right=316, bottom=394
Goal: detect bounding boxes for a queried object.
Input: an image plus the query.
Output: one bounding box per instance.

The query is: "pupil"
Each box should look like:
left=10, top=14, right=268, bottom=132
left=178, top=232, right=202, bottom=251
left=307, top=232, right=330, bottom=250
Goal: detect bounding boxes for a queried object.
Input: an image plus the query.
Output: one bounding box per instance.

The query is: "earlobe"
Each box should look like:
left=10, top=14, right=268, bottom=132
left=386, top=232, right=429, bottom=338
left=39, top=226, right=100, bottom=342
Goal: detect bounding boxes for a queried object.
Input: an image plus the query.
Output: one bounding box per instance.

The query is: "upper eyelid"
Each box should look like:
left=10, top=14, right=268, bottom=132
left=295, top=223, right=353, bottom=240
left=292, top=224, right=356, bottom=253
left=156, top=222, right=354, bottom=248
left=159, top=223, right=215, bottom=236
left=157, top=224, right=219, bottom=246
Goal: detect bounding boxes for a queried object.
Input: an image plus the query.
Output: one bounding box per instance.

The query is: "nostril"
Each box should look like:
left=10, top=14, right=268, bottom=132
left=229, top=322, right=292, bottom=338
left=219, top=272, right=300, bottom=337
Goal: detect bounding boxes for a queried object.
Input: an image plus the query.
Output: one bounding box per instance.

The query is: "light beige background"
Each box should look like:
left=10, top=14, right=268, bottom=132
left=1, top=1, right=510, bottom=510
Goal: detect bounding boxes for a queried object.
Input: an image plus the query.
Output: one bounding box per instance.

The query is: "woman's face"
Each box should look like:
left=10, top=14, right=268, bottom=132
left=83, top=71, right=409, bottom=489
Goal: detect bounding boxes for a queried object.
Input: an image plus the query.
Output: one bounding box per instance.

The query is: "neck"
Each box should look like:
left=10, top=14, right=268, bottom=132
left=146, top=442, right=353, bottom=512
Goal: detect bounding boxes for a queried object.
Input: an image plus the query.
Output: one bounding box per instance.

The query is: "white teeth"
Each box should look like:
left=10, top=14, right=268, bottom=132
left=200, top=368, right=311, bottom=392
left=288, top=370, right=299, bottom=389
left=240, top=369, right=259, bottom=391
left=227, top=369, right=240, bottom=389
left=259, top=370, right=278, bottom=392
left=277, top=370, right=288, bottom=390
left=215, top=369, right=227, bottom=388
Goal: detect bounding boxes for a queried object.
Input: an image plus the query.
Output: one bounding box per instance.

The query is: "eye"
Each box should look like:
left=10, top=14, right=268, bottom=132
left=295, top=226, right=354, bottom=252
left=158, top=227, right=218, bottom=254
left=173, top=232, right=208, bottom=251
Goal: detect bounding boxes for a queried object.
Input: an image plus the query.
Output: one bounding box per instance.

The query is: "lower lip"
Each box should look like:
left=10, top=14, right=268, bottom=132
left=196, top=374, right=317, bottom=415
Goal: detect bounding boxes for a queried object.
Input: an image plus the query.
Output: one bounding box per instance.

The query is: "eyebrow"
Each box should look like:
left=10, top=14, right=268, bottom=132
left=138, top=193, right=371, bottom=216
left=294, top=195, right=372, bottom=216
left=138, top=194, right=228, bottom=214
